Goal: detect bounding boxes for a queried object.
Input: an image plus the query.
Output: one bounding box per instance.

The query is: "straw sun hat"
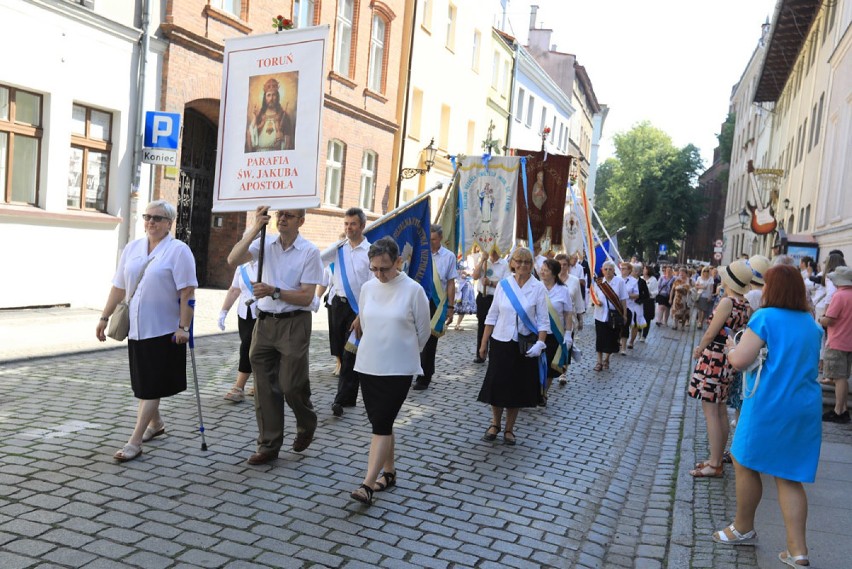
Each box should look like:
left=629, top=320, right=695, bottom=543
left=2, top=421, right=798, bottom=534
left=719, top=259, right=753, bottom=295
left=748, top=255, right=771, bottom=286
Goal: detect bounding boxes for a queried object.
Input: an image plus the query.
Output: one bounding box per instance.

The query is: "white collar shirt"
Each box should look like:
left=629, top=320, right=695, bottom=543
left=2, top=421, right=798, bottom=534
left=479, top=258, right=509, bottom=295
left=545, top=282, right=573, bottom=332
left=485, top=276, right=550, bottom=342
left=592, top=274, right=628, bottom=322
left=249, top=233, right=323, bottom=313
left=231, top=262, right=258, bottom=319
left=331, top=238, right=372, bottom=303
left=432, top=246, right=459, bottom=291
left=568, top=263, right=585, bottom=284
left=565, top=274, right=585, bottom=315
left=624, top=275, right=640, bottom=309
left=112, top=234, right=198, bottom=341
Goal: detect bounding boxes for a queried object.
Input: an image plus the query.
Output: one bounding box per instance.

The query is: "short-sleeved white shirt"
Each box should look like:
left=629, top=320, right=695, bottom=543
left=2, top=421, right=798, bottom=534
left=230, top=262, right=258, bottom=319
left=479, top=258, right=509, bottom=295
left=432, top=246, right=459, bottom=291
left=112, top=234, right=198, bottom=341
left=592, top=275, right=627, bottom=322
left=569, top=263, right=585, bottom=284
left=546, top=282, right=573, bottom=333
left=565, top=274, right=585, bottom=315
left=332, top=238, right=372, bottom=303
left=485, top=276, right=550, bottom=342
left=249, top=233, right=323, bottom=313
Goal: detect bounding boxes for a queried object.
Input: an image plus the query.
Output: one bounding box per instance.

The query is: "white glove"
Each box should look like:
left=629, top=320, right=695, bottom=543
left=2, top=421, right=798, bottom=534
left=571, top=345, right=583, bottom=363
left=525, top=340, right=546, bottom=358
left=309, top=295, right=321, bottom=313
left=563, top=335, right=574, bottom=350
left=217, top=310, right=228, bottom=331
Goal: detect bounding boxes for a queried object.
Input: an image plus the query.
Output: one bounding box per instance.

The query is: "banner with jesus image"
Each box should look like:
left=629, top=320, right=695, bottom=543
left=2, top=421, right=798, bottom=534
left=457, top=156, right=520, bottom=256
left=514, top=151, right=572, bottom=251
left=213, top=26, right=329, bottom=212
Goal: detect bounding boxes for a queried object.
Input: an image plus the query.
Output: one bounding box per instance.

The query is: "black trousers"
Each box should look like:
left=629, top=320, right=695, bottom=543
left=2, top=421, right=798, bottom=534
left=642, top=299, right=655, bottom=338
left=475, top=293, right=494, bottom=355
left=331, top=296, right=360, bottom=406
left=419, top=301, right=439, bottom=383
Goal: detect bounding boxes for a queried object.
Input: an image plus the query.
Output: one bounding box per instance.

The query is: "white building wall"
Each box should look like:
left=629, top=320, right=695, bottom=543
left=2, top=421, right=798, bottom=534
left=0, top=1, right=159, bottom=308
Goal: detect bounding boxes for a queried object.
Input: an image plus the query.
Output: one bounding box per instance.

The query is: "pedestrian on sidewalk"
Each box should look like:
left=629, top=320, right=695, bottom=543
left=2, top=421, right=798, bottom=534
left=669, top=267, right=692, bottom=331
left=818, top=265, right=852, bottom=424
left=227, top=206, right=323, bottom=465
left=218, top=260, right=258, bottom=403
left=348, top=237, right=431, bottom=505
left=655, top=265, right=675, bottom=326
left=329, top=208, right=373, bottom=418
left=640, top=264, right=657, bottom=342
left=591, top=261, right=627, bottom=372
left=477, top=247, right=549, bottom=446
left=539, top=259, right=574, bottom=404
left=687, top=259, right=751, bottom=478
left=95, top=200, right=198, bottom=463
left=618, top=262, right=639, bottom=354
left=472, top=249, right=509, bottom=363
left=627, top=263, right=648, bottom=349
left=715, top=264, right=822, bottom=568
left=557, top=253, right=585, bottom=384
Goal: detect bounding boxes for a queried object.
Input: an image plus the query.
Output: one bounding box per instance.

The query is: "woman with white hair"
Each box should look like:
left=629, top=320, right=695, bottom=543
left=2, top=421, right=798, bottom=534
left=591, top=260, right=627, bottom=371
left=96, top=200, right=198, bottom=462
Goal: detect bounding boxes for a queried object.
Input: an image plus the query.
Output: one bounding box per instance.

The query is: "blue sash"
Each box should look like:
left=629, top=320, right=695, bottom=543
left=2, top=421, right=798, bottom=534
left=500, top=279, right=547, bottom=389
left=238, top=264, right=252, bottom=290
left=337, top=246, right=360, bottom=315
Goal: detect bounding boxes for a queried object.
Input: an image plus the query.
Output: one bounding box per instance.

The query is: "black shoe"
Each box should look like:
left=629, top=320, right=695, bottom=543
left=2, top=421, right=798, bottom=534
left=473, top=356, right=485, bottom=363
left=412, top=379, right=429, bottom=391
left=823, top=409, right=851, bottom=423
left=332, top=403, right=343, bottom=417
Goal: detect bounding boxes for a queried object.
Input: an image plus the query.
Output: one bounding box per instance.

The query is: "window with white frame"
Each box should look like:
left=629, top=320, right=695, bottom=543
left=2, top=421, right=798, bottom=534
left=333, top=0, right=354, bottom=76
left=471, top=30, right=481, bottom=71
left=211, top=0, right=240, bottom=16
left=0, top=84, right=42, bottom=206
left=68, top=104, right=111, bottom=211
left=445, top=4, right=456, bottom=51
left=325, top=139, right=345, bottom=206
left=294, top=0, right=315, bottom=28
left=410, top=88, right=423, bottom=139
left=368, top=14, right=387, bottom=93
left=359, top=151, right=377, bottom=210
left=491, top=51, right=500, bottom=88
left=539, top=107, right=547, bottom=134
left=422, top=0, right=432, bottom=30
left=525, top=95, right=534, bottom=127
left=515, top=87, right=525, bottom=121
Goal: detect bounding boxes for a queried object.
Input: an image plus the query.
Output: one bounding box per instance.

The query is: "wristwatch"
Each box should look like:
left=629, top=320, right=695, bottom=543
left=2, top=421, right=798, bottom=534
left=272, top=287, right=281, bottom=300
left=180, top=326, right=190, bottom=332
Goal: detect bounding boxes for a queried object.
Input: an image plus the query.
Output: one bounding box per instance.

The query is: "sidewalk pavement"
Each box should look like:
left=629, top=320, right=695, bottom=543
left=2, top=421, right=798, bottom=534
left=1, top=293, right=850, bottom=568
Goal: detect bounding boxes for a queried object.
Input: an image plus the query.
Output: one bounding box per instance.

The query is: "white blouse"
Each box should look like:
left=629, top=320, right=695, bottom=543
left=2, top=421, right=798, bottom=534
left=592, top=275, right=627, bottom=323
left=230, top=262, right=258, bottom=320
left=545, top=282, right=573, bottom=333
left=354, top=272, right=431, bottom=376
left=113, top=234, right=198, bottom=341
left=644, top=275, right=659, bottom=297
left=565, top=274, right=585, bottom=315
left=485, top=276, right=550, bottom=342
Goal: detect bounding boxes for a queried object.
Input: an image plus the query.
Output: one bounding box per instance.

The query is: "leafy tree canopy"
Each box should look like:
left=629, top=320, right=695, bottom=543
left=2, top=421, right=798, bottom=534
left=596, top=121, right=705, bottom=262
left=717, top=112, right=735, bottom=165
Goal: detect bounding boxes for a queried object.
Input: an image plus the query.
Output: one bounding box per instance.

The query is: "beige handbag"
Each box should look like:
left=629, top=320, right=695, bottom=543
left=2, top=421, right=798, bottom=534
left=107, top=258, right=154, bottom=341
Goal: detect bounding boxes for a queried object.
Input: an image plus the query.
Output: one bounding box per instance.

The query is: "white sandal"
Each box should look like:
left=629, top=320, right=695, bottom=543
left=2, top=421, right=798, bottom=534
left=113, top=443, right=142, bottom=462
left=224, top=386, right=245, bottom=402
left=778, top=551, right=809, bottom=567
left=712, top=523, right=757, bottom=545
left=142, top=422, right=165, bottom=442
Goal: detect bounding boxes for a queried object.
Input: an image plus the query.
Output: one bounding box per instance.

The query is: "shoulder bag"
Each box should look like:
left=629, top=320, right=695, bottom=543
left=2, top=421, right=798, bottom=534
left=107, top=257, right=155, bottom=341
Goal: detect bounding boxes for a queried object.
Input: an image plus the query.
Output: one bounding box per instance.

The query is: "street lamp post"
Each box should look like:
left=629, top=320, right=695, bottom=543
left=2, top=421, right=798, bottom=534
left=738, top=208, right=750, bottom=230
left=401, top=138, right=438, bottom=179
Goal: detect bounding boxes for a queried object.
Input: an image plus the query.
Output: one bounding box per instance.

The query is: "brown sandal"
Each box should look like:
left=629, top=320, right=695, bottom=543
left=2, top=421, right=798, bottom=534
left=689, top=463, right=723, bottom=478
left=593, top=363, right=603, bottom=372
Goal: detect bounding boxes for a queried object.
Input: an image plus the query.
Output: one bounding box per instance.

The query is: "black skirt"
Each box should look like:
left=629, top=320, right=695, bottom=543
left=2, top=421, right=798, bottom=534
left=477, top=339, right=541, bottom=408
left=360, top=374, right=411, bottom=435
left=127, top=333, right=187, bottom=399
left=595, top=320, right=620, bottom=354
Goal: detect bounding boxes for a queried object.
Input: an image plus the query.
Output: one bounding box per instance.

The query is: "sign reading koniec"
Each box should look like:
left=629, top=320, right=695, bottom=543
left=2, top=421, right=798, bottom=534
left=212, top=26, right=329, bottom=213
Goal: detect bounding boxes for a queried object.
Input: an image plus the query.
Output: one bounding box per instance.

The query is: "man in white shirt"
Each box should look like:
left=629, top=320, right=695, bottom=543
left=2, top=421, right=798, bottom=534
left=227, top=206, right=324, bottom=465
left=471, top=249, right=509, bottom=363
left=330, top=208, right=373, bottom=417
left=533, top=242, right=548, bottom=274
left=415, top=225, right=458, bottom=390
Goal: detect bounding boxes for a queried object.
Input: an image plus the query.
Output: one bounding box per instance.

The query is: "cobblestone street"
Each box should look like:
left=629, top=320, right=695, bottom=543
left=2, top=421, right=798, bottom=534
left=1, top=308, right=850, bottom=568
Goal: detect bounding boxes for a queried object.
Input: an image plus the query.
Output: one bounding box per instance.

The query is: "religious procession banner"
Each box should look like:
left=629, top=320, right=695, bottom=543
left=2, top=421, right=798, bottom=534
left=563, top=183, right=587, bottom=256
left=212, top=26, right=329, bottom=212
left=457, top=156, right=520, bottom=256
left=514, top=151, right=572, bottom=251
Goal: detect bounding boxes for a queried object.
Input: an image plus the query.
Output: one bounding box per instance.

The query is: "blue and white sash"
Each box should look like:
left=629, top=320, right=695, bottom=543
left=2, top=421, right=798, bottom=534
left=500, top=278, right=547, bottom=389
left=338, top=246, right=361, bottom=353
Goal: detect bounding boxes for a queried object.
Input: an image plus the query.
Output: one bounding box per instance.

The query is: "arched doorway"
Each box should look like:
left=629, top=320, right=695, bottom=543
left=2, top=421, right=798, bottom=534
left=177, top=108, right=217, bottom=286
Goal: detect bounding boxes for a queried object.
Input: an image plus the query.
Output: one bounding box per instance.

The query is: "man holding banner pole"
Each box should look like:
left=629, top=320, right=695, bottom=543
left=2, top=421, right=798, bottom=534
left=472, top=249, right=509, bottom=363
left=414, top=225, right=458, bottom=391
left=330, top=208, right=372, bottom=417
left=227, top=206, right=323, bottom=465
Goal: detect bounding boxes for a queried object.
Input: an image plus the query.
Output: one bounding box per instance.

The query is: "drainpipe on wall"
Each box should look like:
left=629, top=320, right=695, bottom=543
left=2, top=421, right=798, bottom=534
left=505, top=40, right=519, bottom=151
left=394, top=0, right=419, bottom=208
left=128, top=0, right=151, bottom=245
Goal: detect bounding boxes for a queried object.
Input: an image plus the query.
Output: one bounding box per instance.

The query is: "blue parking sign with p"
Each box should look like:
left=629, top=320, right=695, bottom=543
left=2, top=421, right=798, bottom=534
left=144, top=111, right=181, bottom=149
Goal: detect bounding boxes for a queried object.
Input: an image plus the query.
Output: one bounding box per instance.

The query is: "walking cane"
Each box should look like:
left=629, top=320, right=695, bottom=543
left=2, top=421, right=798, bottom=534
left=187, top=298, right=208, bottom=451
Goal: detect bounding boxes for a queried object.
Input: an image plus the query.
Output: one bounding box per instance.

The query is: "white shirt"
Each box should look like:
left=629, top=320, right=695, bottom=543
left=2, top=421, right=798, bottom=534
left=565, top=274, right=585, bottom=315
left=745, top=288, right=763, bottom=312
left=485, top=276, right=550, bottom=342
left=249, top=233, right=323, bottom=313
left=354, top=272, right=431, bottom=376
left=623, top=275, right=641, bottom=312
left=534, top=255, right=548, bottom=273
left=432, top=246, right=459, bottom=291
left=230, top=262, right=258, bottom=319
left=592, top=275, right=628, bottom=323
left=479, top=257, right=509, bottom=295
left=568, top=263, right=585, bottom=285
left=644, top=275, right=659, bottom=297
left=545, top=282, right=573, bottom=333
left=695, top=276, right=714, bottom=299
left=332, top=238, right=372, bottom=303
left=113, top=234, right=198, bottom=341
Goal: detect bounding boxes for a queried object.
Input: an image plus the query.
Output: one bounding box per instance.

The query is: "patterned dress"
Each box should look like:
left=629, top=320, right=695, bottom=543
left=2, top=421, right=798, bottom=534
left=687, top=297, right=750, bottom=403
left=671, top=280, right=691, bottom=326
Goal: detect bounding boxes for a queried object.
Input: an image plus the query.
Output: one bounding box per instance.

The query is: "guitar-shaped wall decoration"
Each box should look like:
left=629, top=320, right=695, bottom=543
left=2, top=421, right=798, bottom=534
left=745, top=160, right=777, bottom=235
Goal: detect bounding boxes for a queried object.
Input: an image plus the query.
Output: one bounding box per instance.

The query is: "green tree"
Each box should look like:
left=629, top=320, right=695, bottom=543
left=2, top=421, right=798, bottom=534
left=717, top=112, right=735, bottom=164
left=597, top=122, right=705, bottom=262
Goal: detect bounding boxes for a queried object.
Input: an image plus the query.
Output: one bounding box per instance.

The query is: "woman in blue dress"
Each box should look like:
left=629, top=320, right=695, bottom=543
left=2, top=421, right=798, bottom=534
left=712, top=265, right=822, bottom=568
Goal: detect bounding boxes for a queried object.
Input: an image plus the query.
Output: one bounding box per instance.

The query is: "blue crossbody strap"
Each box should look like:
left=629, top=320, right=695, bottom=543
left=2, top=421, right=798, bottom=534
left=337, top=246, right=360, bottom=315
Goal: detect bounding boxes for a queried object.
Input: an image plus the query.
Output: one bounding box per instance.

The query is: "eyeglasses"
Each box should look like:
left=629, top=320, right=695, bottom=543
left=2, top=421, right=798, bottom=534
left=369, top=266, right=394, bottom=273
left=142, top=214, right=168, bottom=222
left=513, top=259, right=532, bottom=265
left=278, top=212, right=301, bottom=220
